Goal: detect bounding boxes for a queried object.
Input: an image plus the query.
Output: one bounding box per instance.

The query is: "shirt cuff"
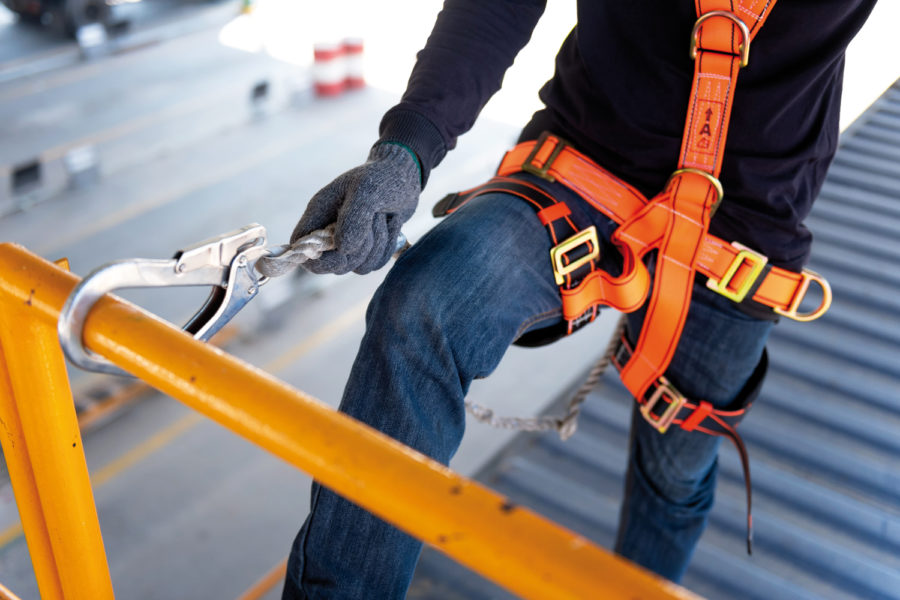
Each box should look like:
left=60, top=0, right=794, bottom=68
left=377, top=107, right=447, bottom=187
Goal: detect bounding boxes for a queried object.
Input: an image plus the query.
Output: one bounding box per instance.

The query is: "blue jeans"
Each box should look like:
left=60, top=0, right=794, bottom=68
left=282, top=178, right=773, bottom=599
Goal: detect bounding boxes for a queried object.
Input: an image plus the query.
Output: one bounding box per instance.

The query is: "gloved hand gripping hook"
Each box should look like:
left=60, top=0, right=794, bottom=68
left=59, top=224, right=271, bottom=376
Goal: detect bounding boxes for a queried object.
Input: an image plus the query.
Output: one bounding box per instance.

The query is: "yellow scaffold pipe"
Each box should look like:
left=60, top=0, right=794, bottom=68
left=0, top=243, right=701, bottom=600
left=0, top=256, right=113, bottom=599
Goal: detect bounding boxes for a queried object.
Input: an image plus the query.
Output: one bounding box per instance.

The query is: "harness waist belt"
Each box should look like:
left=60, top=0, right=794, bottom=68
left=499, top=136, right=832, bottom=322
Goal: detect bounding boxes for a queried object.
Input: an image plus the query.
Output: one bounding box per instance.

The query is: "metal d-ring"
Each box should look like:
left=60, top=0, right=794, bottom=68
left=690, top=10, right=751, bottom=67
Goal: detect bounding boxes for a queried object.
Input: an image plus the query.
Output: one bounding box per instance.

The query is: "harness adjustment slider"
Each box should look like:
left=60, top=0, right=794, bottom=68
left=640, top=376, right=686, bottom=434
left=706, top=242, right=768, bottom=303
left=521, top=132, right=570, bottom=182
left=549, top=226, right=600, bottom=286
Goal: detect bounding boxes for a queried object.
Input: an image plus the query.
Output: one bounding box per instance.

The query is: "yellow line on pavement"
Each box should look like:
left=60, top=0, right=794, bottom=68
left=0, top=412, right=203, bottom=549
left=264, top=300, right=368, bottom=374
left=235, top=557, right=288, bottom=600
left=0, top=523, right=23, bottom=549
left=90, top=412, right=204, bottom=488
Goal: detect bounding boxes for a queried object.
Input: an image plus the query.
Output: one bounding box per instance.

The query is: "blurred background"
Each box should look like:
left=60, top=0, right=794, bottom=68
left=0, top=1, right=897, bottom=598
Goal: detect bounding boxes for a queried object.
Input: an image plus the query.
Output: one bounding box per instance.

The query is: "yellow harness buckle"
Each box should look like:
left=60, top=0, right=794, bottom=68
left=641, top=376, right=685, bottom=434
left=706, top=242, right=768, bottom=303
left=550, top=226, right=600, bottom=286
left=522, top=132, right=570, bottom=182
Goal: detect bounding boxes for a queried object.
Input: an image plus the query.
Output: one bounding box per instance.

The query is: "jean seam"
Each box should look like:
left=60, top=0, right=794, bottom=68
left=294, top=483, right=324, bottom=597
left=515, top=307, right=562, bottom=339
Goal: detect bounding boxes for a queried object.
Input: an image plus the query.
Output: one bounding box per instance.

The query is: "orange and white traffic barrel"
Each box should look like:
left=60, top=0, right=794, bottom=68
left=313, top=41, right=345, bottom=97
left=343, top=37, right=365, bottom=90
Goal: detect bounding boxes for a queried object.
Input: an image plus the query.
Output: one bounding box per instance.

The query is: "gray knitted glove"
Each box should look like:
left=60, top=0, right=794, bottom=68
left=290, top=142, right=421, bottom=275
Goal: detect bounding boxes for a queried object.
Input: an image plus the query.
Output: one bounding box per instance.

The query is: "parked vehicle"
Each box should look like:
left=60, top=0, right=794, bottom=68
left=2, top=0, right=114, bottom=35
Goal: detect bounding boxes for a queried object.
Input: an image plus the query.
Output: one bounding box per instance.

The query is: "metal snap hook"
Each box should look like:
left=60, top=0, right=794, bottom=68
left=59, top=224, right=270, bottom=376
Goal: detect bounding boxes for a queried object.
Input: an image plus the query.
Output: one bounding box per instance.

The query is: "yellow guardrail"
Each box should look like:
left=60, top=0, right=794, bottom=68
left=0, top=242, right=701, bottom=600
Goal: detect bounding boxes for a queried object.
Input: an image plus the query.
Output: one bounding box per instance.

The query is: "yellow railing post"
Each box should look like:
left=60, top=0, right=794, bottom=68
left=0, top=342, right=65, bottom=600
left=0, top=270, right=114, bottom=599
left=0, top=242, right=700, bottom=600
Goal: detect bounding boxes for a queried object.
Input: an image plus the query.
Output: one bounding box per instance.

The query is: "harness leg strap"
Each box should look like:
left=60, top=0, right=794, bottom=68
left=614, top=333, right=769, bottom=554
left=432, top=176, right=607, bottom=345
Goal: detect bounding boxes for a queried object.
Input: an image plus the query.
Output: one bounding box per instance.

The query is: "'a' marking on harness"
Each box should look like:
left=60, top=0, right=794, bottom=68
left=699, top=108, right=713, bottom=137
left=690, top=102, right=722, bottom=159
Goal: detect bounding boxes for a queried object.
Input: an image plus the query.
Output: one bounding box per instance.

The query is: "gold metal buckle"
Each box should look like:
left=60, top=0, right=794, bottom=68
left=522, top=132, right=569, bottom=183
left=774, top=269, right=832, bottom=322
left=549, top=226, right=600, bottom=286
left=706, top=242, right=768, bottom=303
left=641, top=377, right=685, bottom=434
left=690, top=10, right=751, bottom=68
left=666, top=168, right=724, bottom=215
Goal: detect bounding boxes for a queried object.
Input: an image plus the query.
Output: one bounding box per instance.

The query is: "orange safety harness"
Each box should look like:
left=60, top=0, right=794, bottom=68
left=433, top=0, right=833, bottom=553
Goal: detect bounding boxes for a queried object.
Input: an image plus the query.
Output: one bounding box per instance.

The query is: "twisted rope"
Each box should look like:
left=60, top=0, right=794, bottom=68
left=465, top=315, right=627, bottom=441
left=254, top=225, right=336, bottom=278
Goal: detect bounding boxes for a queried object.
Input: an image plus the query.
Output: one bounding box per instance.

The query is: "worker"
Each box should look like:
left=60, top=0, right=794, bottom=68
left=281, top=1, right=877, bottom=598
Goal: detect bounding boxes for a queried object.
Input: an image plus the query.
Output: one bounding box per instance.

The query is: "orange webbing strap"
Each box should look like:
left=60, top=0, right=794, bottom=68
left=618, top=0, right=778, bottom=400
left=613, top=333, right=768, bottom=554
left=494, top=136, right=830, bottom=323
left=617, top=172, right=721, bottom=399
left=499, top=135, right=655, bottom=315
left=680, top=0, right=777, bottom=173
left=696, top=235, right=832, bottom=321
left=501, top=135, right=649, bottom=225
left=433, top=176, right=610, bottom=341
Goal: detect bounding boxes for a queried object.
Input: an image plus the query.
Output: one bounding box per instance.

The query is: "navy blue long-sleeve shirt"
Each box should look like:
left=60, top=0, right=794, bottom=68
left=378, top=1, right=877, bottom=271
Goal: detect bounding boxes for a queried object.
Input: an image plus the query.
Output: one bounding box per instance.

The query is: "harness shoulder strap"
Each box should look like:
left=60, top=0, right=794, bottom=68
left=618, top=0, right=778, bottom=400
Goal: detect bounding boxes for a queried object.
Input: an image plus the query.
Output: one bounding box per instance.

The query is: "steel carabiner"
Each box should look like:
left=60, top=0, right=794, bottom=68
left=59, top=223, right=271, bottom=376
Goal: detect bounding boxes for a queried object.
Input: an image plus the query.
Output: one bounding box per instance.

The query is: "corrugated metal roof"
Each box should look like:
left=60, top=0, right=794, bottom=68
left=409, top=78, right=900, bottom=600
